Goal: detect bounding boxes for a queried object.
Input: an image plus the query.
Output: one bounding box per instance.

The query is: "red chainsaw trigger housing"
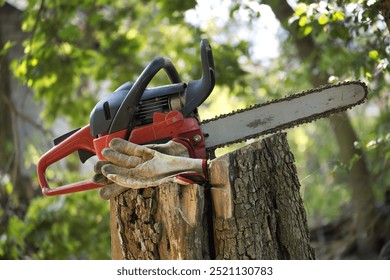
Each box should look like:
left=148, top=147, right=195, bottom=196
left=129, top=111, right=206, bottom=159
left=37, top=111, right=205, bottom=196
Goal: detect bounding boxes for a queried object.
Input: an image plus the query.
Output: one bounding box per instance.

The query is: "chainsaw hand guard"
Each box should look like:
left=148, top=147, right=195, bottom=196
left=37, top=125, right=101, bottom=196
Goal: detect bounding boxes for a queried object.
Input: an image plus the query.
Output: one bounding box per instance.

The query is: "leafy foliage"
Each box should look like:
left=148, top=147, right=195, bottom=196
left=2, top=0, right=250, bottom=260
left=1, top=191, right=110, bottom=259
left=1, top=0, right=389, bottom=259
left=11, top=0, right=249, bottom=126
left=288, top=0, right=389, bottom=82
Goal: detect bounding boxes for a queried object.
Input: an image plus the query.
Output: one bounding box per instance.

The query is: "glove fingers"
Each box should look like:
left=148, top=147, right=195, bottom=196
left=99, top=184, right=127, bottom=200
left=92, top=173, right=111, bottom=185
left=145, top=141, right=189, bottom=157
left=106, top=173, right=152, bottom=189
left=102, top=163, right=137, bottom=179
left=94, top=160, right=110, bottom=174
left=93, top=160, right=112, bottom=185
left=102, top=148, right=143, bottom=168
left=110, top=138, right=154, bottom=158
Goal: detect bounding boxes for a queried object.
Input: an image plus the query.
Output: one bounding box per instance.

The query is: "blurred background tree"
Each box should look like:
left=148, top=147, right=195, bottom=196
left=0, top=0, right=389, bottom=259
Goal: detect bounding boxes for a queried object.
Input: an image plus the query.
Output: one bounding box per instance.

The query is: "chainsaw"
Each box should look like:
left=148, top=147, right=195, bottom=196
left=37, top=39, right=368, bottom=196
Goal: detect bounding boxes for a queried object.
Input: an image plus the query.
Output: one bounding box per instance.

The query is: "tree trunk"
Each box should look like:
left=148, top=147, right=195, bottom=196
left=329, top=113, right=379, bottom=257
left=0, top=3, right=36, bottom=223
left=266, top=0, right=379, bottom=258
left=110, top=133, right=315, bottom=260
left=381, top=0, right=390, bottom=33
left=110, top=183, right=210, bottom=260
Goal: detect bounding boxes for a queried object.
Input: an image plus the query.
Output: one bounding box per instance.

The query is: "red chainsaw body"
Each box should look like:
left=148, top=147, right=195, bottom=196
left=37, top=111, right=205, bottom=196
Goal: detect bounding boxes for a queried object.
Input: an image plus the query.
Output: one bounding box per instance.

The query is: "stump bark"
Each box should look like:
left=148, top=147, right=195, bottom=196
left=110, top=132, right=315, bottom=259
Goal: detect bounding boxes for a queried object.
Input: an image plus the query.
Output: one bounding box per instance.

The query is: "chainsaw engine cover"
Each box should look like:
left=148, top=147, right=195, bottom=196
left=89, top=81, right=186, bottom=137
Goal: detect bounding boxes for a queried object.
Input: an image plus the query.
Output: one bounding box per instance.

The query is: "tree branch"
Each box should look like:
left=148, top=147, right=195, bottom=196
left=1, top=94, right=52, bottom=138
left=381, top=0, right=390, bottom=33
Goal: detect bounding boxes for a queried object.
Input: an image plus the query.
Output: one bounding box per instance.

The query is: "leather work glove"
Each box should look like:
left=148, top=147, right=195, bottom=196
left=93, top=138, right=208, bottom=200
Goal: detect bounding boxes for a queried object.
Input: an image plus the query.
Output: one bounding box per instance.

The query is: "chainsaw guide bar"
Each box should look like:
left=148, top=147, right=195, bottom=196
left=201, top=81, right=368, bottom=151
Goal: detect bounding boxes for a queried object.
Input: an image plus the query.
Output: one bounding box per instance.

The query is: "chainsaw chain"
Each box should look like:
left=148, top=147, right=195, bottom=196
left=202, top=80, right=368, bottom=151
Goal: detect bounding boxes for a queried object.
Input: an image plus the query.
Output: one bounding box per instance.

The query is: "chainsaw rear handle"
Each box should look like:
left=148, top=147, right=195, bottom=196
left=37, top=125, right=101, bottom=196
left=180, top=39, right=215, bottom=117
left=108, top=57, right=185, bottom=134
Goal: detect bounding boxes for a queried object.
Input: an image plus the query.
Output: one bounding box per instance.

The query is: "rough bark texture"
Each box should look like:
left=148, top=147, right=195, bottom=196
left=211, top=133, right=314, bottom=259
left=110, top=183, right=210, bottom=260
left=110, top=133, right=315, bottom=260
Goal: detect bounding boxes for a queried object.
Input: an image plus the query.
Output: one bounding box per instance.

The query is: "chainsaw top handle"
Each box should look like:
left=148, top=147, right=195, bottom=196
left=108, top=56, right=183, bottom=135
left=108, top=39, right=215, bottom=135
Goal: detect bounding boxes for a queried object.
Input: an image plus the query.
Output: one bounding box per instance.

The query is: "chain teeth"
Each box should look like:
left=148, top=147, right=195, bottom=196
left=203, top=80, right=368, bottom=151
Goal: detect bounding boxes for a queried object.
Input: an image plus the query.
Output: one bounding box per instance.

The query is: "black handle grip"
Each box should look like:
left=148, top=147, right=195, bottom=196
left=180, top=39, right=215, bottom=117
left=108, top=57, right=183, bottom=134
left=163, top=59, right=182, bottom=84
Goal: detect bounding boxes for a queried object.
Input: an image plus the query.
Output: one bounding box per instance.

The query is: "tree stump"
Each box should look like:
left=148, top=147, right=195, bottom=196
left=110, top=183, right=210, bottom=259
left=110, top=132, right=315, bottom=260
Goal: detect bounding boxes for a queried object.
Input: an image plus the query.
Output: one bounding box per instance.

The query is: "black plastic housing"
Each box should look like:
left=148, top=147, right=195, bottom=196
left=89, top=39, right=215, bottom=137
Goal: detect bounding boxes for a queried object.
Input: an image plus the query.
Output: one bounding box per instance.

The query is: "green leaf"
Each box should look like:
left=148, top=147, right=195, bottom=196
left=0, top=233, right=6, bottom=257
left=0, top=40, right=15, bottom=56
left=229, top=3, right=240, bottom=19
left=332, top=11, right=345, bottom=21
left=368, top=50, right=379, bottom=60
left=299, top=16, right=308, bottom=27
left=295, top=3, right=308, bottom=17
left=318, top=14, right=329, bottom=25
left=302, top=26, right=313, bottom=36
left=58, top=25, right=81, bottom=41
left=5, top=181, right=13, bottom=195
